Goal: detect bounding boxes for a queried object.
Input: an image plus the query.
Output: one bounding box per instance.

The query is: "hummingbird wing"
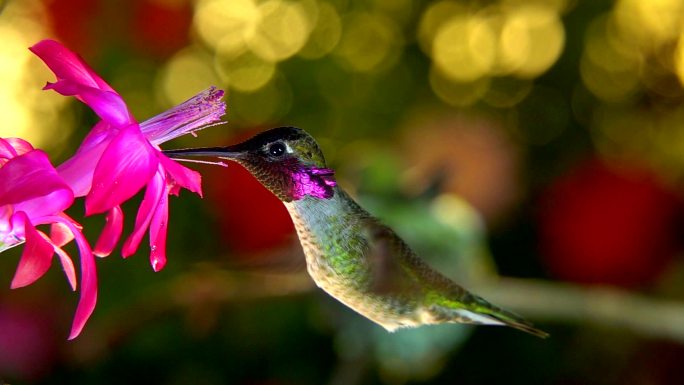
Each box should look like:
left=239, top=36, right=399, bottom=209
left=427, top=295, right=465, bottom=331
left=364, top=220, right=428, bottom=295
left=363, top=219, right=548, bottom=338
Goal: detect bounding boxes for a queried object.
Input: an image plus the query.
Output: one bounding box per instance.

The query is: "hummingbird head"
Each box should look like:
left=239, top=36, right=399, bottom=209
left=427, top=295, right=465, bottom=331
left=163, top=126, right=337, bottom=202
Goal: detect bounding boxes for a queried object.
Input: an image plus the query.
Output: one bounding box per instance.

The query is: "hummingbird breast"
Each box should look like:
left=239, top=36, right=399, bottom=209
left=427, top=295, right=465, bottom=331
left=284, top=188, right=371, bottom=292
left=284, top=187, right=426, bottom=330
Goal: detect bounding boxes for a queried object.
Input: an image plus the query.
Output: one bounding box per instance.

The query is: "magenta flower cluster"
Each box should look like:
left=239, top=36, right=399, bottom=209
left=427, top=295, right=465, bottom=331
left=0, top=40, right=226, bottom=339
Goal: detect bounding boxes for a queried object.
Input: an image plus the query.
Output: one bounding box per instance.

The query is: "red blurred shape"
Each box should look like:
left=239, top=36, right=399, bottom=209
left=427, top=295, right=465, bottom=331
left=203, top=153, right=295, bottom=254
left=539, top=159, right=681, bottom=287
left=45, top=0, right=100, bottom=55
left=131, top=0, right=192, bottom=58
left=0, top=302, right=59, bottom=381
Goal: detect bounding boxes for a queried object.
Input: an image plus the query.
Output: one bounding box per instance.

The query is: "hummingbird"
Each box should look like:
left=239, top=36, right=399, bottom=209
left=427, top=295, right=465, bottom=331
left=164, top=127, right=548, bottom=338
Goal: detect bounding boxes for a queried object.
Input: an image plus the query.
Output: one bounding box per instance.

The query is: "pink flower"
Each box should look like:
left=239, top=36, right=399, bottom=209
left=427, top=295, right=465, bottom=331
left=30, top=39, right=226, bottom=272
left=0, top=137, right=95, bottom=340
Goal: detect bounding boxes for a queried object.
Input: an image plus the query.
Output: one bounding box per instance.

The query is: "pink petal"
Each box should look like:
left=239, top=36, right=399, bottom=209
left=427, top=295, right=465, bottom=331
left=93, top=205, right=123, bottom=257
left=122, top=170, right=165, bottom=257
left=0, top=204, right=12, bottom=234
left=0, top=150, right=73, bottom=218
left=45, top=81, right=132, bottom=127
left=36, top=214, right=80, bottom=290
left=52, top=218, right=97, bottom=340
left=148, top=186, right=169, bottom=272
left=50, top=222, right=74, bottom=247
left=0, top=137, right=34, bottom=161
left=69, top=239, right=96, bottom=339
left=10, top=212, right=54, bottom=289
left=31, top=40, right=134, bottom=127
left=38, top=214, right=97, bottom=339
left=57, top=121, right=116, bottom=197
left=85, top=125, right=159, bottom=215
left=5, top=138, right=35, bottom=156
left=29, top=40, right=117, bottom=94
left=53, top=244, right=77, bottom=291
left=158, top=153, right=202, bottom=196
left=0, top=138, right=17, bottom=160
left=79, top=120, right=120, bottom=152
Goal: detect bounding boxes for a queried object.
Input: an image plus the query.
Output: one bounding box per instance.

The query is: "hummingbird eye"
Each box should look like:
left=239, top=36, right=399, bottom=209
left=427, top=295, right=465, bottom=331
left=268, top=142, right=286, bottom=157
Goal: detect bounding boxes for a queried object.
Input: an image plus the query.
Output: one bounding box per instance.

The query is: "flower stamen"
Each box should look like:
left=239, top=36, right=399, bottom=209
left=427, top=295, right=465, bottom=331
left=141, top=87, right=227, bottom=145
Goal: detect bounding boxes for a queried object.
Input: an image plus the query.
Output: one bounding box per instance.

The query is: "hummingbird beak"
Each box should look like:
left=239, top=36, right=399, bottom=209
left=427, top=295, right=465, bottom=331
left=162, top=145, right=248, bottom=167
left=162, top=145, right=246, bottom=161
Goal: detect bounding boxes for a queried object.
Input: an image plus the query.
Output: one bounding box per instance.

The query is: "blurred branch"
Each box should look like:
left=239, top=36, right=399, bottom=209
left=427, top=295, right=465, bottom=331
left=475, top=278, right=684, bottom=341
left=70, top=268, right=684, bottom=363
left=67, top=266, right=313, bottom=363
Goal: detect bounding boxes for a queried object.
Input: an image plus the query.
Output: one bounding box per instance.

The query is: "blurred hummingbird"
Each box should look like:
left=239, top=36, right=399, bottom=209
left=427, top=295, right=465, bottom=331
left=164, top=127, right=548, bottom=338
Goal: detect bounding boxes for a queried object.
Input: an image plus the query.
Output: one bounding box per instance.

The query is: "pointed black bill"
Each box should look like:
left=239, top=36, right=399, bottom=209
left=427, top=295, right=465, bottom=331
left=162, top=145, right=245, bottom=160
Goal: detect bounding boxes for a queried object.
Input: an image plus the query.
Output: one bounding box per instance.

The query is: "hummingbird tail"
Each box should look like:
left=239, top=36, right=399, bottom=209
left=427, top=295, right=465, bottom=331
left=429, top=294, right=549, bottom=338
left=467, top=297, right=549, bottom=339
left=484, top=312, right=549, bottom=338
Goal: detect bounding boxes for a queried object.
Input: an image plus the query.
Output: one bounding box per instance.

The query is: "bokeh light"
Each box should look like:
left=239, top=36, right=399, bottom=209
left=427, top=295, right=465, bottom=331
left=422, top=1, right=565, bottom=106
left=298, top=2, right=341, bottom=59
left=0, top=0, right=72, bottom=153
left=193, top=0, right=258, bottom=51
left=432, top=12, right=496, bottom=82
left=417, top=1, right=466, bottom=55
left=613, top=0, right=683, bottom=50
left=214, top=49, right=276, bottom=92
left=580, top=16, right=642, bottom=102
left=499, top=5, right=564, bottom=78
left=575, top=0, right=684, bottom=180
left=159, top=46, right=221, bottom=106
left=334, top=11, right=403, bottom=73
left=247, top=0, right=312, bottom=62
